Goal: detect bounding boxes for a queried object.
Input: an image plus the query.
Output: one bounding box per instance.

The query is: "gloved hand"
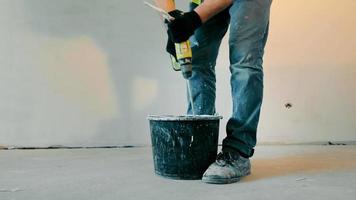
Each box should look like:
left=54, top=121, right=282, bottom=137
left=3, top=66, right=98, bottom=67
left=165, top=10, right=184, bottom=61
left=167, top=10, right=202, bottom=43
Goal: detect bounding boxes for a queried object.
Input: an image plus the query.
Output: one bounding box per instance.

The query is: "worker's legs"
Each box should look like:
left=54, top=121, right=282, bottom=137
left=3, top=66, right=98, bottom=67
left=187, top=3, right=230, bottom=115
left=222, top=0, right=272, bottom=157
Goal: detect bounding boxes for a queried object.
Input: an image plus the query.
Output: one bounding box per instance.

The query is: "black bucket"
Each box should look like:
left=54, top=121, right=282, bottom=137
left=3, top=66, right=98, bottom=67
left=147, top=115, right=222, bottom=180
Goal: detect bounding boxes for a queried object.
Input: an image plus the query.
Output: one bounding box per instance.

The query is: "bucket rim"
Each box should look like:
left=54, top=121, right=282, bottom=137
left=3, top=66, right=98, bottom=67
left=147, top=115, right=223, bottom=121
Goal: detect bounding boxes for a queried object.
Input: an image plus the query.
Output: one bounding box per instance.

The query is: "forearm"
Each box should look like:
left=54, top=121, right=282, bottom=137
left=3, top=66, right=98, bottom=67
left=194, top=0, right=233, bottom=23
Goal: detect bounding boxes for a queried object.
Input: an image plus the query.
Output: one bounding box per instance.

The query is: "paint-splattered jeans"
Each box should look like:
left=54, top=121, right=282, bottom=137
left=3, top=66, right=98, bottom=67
left=188, top=0, right=272, bottom=157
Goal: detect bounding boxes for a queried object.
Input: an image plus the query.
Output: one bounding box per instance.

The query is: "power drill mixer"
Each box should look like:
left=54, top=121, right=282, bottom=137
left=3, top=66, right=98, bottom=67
left=144, top=0, right=197, bottom=115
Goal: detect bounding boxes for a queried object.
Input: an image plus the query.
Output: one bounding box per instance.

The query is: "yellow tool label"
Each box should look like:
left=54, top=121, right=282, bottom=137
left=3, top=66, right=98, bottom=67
left=191, top=0, right=202, bottom=5
left=175, top=41, right=192, bottom=60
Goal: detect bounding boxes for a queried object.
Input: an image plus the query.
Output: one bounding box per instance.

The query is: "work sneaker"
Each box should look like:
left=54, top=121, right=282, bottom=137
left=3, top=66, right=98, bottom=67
left=202, top=151, right=251, bottom=184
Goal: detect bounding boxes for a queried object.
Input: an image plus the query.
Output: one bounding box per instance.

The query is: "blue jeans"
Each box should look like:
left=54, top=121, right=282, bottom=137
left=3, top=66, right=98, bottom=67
left=188, top=0, right=272, bottom=157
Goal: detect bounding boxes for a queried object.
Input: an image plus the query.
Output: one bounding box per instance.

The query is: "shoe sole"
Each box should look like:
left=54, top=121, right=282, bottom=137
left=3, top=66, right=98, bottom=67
left=202, top=176, right=241, bottom=184
left=201, top=171, right=251, bottom=184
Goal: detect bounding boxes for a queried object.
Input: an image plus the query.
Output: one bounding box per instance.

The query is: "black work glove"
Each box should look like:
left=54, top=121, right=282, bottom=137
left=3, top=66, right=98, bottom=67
left=167, top=10, right=202, bottom=43
left=165, top=10, right=184, bottom=61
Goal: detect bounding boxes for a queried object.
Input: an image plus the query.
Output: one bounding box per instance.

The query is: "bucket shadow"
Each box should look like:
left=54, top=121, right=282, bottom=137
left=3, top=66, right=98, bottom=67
left=243, top=150, right=356, bottom=182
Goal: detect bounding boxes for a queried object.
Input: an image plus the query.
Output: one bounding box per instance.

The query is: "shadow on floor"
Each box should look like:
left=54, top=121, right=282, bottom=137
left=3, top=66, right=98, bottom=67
left=244, top=150, right=356, bottom=182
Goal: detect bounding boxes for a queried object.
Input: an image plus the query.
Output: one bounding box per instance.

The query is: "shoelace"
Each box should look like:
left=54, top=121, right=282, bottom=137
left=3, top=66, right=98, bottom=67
left=216, top=152, right=237, bottom=165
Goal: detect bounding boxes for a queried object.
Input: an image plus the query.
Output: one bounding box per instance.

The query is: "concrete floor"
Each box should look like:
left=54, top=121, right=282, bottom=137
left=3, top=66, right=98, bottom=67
left=0, top=145, right=356, bottom=200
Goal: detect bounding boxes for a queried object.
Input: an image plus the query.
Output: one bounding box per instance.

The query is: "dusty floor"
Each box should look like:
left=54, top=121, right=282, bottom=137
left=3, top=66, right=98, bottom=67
left=0, top=145, right=356, bottom=200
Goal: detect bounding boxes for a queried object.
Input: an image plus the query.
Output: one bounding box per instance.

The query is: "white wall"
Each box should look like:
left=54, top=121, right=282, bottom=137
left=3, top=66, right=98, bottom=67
left=0, top=0, right=355, bottom=147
